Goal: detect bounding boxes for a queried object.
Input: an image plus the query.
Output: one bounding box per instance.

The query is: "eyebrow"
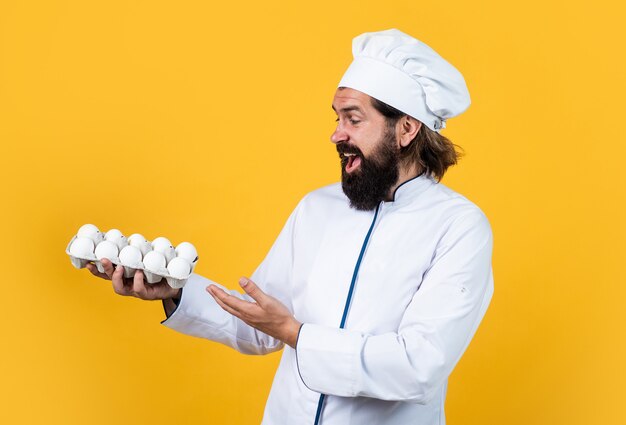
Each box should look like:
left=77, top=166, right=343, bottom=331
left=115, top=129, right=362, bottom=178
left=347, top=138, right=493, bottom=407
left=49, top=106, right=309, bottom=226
left=331, top=105, right=364, bottom=114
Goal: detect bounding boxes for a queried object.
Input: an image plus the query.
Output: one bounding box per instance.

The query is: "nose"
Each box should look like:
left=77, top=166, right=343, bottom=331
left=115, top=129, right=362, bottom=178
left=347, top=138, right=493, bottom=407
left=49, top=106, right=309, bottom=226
left=330, top=122, right=348, bottom=145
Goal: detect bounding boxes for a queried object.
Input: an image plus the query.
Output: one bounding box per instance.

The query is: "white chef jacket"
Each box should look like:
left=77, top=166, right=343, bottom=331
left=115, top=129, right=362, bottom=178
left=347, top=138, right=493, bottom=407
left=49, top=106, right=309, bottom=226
left=161, top=173, right=494, bottom=425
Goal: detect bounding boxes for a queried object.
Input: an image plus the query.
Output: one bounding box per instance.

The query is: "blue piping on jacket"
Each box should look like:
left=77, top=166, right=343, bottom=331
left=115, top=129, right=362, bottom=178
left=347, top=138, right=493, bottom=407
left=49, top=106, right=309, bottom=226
left=313, top=203, right=381, bottom=425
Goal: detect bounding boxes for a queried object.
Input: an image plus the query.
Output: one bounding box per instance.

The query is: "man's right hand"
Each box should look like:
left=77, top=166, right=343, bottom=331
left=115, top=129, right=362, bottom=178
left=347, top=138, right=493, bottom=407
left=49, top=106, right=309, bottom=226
left=86, top=258, right=181, bottom=301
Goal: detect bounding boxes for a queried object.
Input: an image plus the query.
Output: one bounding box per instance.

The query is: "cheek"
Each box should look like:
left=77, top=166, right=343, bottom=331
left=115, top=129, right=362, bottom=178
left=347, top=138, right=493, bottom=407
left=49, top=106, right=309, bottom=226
left=359, top=129, right=387, bottom=156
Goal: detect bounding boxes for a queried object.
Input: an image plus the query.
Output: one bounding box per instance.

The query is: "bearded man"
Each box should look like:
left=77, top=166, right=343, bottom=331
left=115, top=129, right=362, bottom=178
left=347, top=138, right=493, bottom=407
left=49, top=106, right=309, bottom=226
left=88, top=29, right=494, bottom=425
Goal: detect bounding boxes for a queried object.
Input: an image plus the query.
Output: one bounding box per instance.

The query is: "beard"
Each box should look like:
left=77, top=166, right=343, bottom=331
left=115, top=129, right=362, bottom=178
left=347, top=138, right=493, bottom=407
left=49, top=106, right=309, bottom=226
left=337, top=127, right=400, bottom=211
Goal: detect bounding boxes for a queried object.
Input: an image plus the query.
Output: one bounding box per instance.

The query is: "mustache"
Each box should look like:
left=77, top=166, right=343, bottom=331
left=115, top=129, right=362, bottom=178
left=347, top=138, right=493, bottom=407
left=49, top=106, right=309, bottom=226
left=336, top=143, right=363, bottom=157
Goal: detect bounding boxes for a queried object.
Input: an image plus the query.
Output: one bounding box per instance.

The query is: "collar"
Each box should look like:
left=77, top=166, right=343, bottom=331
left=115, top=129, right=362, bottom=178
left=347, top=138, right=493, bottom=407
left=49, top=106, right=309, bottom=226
left=388, top=172, right=436, bottom=206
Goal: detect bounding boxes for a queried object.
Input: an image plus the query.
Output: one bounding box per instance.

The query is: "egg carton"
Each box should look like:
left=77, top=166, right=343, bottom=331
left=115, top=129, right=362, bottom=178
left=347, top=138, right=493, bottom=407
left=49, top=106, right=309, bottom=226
left=65, top=235, right=197, bottom=289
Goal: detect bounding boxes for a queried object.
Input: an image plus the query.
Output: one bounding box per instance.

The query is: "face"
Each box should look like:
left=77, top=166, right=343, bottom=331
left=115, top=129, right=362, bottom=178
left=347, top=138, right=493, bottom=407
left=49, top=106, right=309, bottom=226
left=331, top=87, right=401, bottom=211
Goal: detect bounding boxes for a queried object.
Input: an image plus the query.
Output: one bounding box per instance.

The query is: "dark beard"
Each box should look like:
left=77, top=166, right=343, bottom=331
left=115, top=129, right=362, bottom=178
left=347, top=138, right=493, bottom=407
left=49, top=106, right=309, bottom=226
left=337, top=129, right=400, bottom=211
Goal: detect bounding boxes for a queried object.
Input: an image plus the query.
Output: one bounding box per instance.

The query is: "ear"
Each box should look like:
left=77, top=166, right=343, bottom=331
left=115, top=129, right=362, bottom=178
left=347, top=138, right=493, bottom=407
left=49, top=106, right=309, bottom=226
left=397, top=116, right=422, bottom=148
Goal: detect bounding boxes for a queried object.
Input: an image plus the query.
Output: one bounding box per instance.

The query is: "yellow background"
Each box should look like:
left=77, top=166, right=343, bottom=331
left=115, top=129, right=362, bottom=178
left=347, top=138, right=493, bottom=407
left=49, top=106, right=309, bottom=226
left=1, top=0, right=625, bottom=423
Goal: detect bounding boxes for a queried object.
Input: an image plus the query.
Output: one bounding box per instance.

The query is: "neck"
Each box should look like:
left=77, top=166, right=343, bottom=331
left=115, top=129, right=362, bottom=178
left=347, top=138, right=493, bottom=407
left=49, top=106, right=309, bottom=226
left=385, top=164, right=423, bottom=201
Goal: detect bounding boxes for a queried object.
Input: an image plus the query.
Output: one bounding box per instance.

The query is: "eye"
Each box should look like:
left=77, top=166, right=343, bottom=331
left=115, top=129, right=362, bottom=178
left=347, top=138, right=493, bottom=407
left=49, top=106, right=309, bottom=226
left=335, top=117, right=361, bottom=125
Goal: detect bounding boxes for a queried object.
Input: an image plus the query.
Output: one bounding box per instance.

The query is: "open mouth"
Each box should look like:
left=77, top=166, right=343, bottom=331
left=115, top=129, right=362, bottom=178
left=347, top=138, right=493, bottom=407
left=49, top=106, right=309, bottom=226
left=343, top=153, right=362, bottom=173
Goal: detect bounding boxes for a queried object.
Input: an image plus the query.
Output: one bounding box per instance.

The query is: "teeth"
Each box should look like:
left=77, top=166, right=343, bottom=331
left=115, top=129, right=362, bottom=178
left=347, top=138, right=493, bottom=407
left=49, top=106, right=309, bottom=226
left=344, top=153, right=355, bottom=157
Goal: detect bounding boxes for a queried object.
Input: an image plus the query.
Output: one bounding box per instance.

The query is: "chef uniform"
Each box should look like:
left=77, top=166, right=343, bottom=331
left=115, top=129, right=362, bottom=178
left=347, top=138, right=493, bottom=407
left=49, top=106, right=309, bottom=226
left=161, top=29, right=494, bottom=425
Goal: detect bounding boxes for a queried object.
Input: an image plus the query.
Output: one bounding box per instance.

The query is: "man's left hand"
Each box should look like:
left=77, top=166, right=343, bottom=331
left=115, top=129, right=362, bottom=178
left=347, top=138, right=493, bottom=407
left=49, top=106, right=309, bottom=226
left=206, top=278, right=302, bottom=348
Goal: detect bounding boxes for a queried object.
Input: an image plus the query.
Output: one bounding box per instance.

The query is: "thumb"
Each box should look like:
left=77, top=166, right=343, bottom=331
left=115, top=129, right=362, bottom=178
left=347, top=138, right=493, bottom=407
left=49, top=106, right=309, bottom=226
left=239, top=277, right=265, bottom=305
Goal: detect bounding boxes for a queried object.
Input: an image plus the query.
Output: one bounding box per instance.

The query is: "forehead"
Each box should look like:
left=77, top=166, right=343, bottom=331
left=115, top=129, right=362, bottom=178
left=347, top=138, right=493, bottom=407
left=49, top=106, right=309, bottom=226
left=331, top=87, right=374, bottom=113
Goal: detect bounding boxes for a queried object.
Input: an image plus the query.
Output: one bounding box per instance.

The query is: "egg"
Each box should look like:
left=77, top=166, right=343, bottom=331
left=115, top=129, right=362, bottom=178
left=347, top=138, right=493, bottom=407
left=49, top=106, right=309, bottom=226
left=167, top=257, right=191, bottom=279
left=119, top=245, right=142, bottom=266
left=118, top=245, right=143, bottom=278
left=105, top=228, right=123, bottom=240
left=143, top=250, right=166, bottom=272
left=128, top=233, right=151, bottom=256
left=127, top=233, right=144, bottom=244
left=162, top=246, right=176, bottom=264
left=151, top=236, right=172, bottom=251
left=175, top=242, right=198, bottom=263
left=94, top=240, right=119, bottom=273
left=105, top=229, right=128, bottom=251
left=77, top=223, right=104, bottom=245
left=94, top=240, right=119, bottom=261
left=78, top=223, right=99, bottom=234
left=152, top=237, right=175, bottom=263
left=69, top=237, right=95, bottom=258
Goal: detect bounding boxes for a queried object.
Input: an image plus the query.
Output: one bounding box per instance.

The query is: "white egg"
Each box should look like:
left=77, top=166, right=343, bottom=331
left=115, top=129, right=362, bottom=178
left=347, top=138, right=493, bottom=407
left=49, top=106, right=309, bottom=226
left=143, top=250, right=166, bottom=272
left=167, top=257, right=191, bottom=279
left=105, top=228, right=123, bottom=239
left=151, top=236, right=172, bottom=251
left=78, top=224, right=99, bottom=234
left=128, top=233, right=151, bottom=256
left=175, top=242, right=198, bottom=263
left=119, top=245, right=143, bottom=265
left=94, top=240, right=119, bottom=261
left=77, top=224, right=104, bottom=244
left=127, top=233, right=145, bottom=244
left=69, top=237, right=95, bottom=258
left=105, top=229, right=128, bottom=251
left=154, top=245, right=176, bottom=263
left=153, top=237, right=175, bottom=264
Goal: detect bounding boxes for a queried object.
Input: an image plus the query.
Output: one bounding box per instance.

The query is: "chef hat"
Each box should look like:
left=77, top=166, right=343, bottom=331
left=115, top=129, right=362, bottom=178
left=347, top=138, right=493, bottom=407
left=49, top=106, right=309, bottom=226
left=338, top=28, right=470, bottom=132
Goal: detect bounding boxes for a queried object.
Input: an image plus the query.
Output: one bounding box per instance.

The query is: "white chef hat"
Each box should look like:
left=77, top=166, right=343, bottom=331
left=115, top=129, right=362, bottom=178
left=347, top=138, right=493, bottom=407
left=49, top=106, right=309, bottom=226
left=338, top=28, right=470, bottom=132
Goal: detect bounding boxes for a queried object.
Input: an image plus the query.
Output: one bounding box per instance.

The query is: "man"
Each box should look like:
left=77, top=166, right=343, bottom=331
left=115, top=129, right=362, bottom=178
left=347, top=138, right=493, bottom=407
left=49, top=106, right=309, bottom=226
left=87, top=29, right=494, bottom=424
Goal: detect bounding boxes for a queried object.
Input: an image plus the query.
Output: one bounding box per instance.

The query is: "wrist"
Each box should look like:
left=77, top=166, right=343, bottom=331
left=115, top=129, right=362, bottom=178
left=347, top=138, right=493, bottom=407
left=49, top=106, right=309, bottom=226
left=284, top=319, right=303, bottom=349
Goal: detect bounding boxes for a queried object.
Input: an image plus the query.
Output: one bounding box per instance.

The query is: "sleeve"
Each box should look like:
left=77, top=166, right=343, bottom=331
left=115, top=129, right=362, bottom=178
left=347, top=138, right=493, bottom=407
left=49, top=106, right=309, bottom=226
left=160, top=198, right=303, bottom=355
left=295, top=209, right=494, bottom=403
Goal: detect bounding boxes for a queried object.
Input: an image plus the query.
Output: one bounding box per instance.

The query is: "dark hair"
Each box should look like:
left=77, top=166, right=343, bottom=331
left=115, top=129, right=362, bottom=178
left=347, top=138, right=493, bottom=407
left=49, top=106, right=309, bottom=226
left=370, top=96, right=463, bottom=181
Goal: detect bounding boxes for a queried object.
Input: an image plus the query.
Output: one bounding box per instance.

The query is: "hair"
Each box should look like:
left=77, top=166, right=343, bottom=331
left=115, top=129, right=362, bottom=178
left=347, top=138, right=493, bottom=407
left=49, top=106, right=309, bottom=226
left=369, top=96, right=464, bottom=181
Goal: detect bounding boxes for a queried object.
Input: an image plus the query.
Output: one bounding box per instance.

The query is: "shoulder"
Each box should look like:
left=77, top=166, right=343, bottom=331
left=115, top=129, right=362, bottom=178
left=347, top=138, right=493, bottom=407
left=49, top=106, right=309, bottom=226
left=426, top=181, right=492, bottom=242
left=426, top=180, right=489, bottom=218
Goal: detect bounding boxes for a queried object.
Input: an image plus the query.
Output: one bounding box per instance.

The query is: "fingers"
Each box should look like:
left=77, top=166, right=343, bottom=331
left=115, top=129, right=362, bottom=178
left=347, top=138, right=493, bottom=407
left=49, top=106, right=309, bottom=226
left=206, top=281, right=297, bottom=345
left=207, top=286, right=243, bottom=318
left=132, top=270, right=148, bottom=299
left=111, top=265, right=130, bottom=296
left=207, top=285, right=257, bottom=315
left=86, top=262, right=109, bottom=280
left=207, top=285, right=239, bottom=311
left=101, top=258, right=115, bottom=279
left=239, top=277, right=266, bottom=306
